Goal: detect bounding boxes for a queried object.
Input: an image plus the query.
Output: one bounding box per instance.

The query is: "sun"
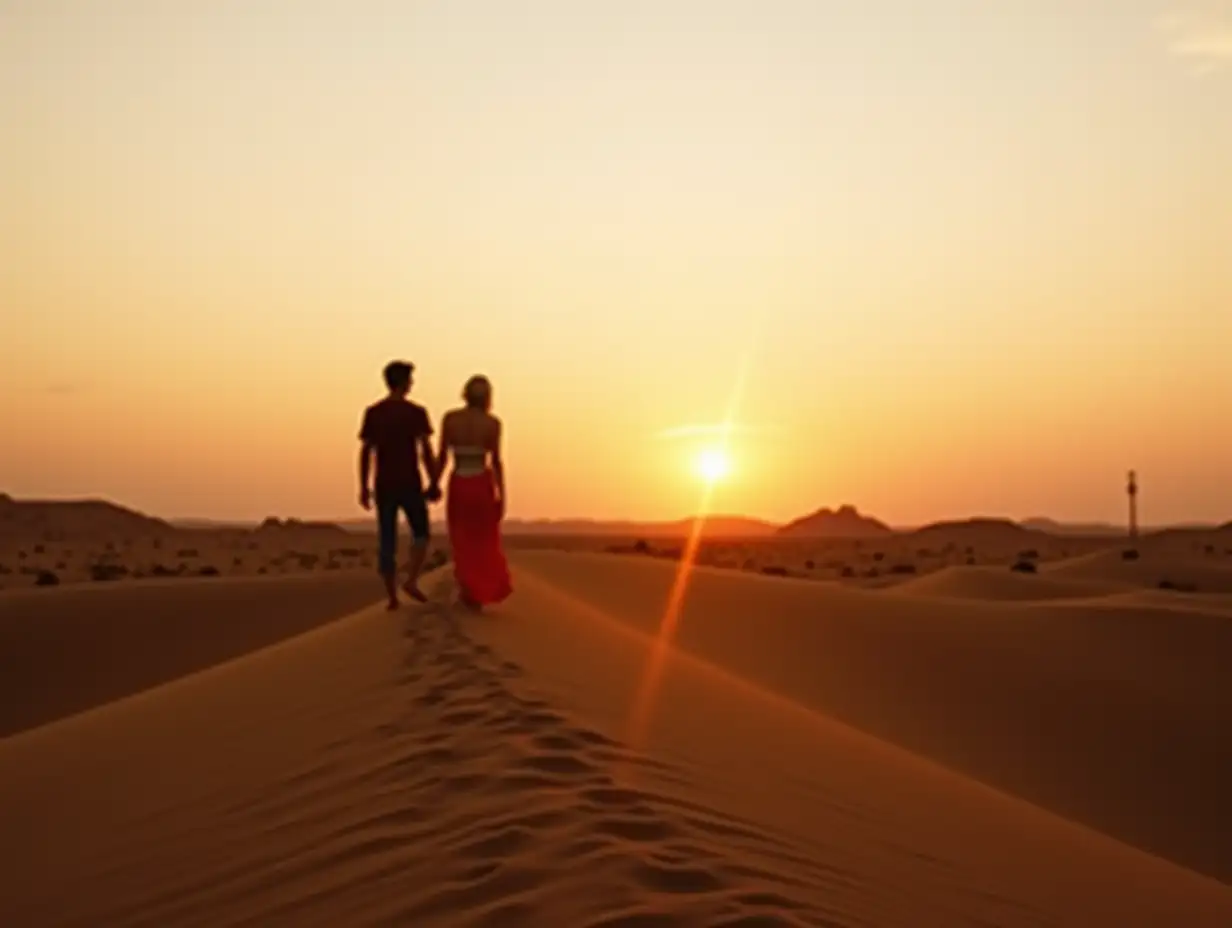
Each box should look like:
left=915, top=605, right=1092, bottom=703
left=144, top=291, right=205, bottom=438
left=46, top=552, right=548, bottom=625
left=695, top=447, right=731, bottom=484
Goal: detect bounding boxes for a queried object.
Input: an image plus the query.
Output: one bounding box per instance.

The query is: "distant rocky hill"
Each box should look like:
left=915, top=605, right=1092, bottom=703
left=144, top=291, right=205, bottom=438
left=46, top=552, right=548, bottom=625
left=908, top=518, right=1043, bottom=546
left=776, top=505, right=892, bottom=539
left=1021, top=518, right=1122, bottom=536
left=0, top=494, right=172, bottom=540
left=255, top=517, right=350, bottom=536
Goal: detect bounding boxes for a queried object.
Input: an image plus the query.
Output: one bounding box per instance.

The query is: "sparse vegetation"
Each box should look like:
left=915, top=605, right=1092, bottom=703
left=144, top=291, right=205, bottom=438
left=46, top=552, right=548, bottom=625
left=1122, top=549, right=1140, bottom=561
left=889, top=563, right=917, bottom=575
left=198, top=566, right=220, bottom=577
left=1010, top=560, right=1038, bottom=574
left=89, top=563, right=128, bottom=582
left=34, top=570, right=59, bottom=587
left=761, top=566, right=789, bottom=577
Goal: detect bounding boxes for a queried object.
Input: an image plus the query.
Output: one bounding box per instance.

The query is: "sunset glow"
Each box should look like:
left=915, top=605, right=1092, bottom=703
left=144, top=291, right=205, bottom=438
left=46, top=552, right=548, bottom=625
left=2, top=3, right=1230, bottom=525
left=695, top=448, right=731, bottom=485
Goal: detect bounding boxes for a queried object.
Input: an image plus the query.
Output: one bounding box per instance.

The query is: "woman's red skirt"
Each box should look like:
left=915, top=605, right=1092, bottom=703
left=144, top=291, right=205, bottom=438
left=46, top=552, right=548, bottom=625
left=447, top=471, right=512, bottom=605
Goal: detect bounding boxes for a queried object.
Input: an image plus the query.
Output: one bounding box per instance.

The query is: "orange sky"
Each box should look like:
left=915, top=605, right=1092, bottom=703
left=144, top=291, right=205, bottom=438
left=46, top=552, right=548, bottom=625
left=2, top=2, right=1230, bottom=525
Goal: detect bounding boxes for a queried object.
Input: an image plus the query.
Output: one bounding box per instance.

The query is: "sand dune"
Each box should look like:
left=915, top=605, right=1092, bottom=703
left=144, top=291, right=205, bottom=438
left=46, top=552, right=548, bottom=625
left=2, top=555, right=1230, bottom=925
left=0, top=572, right=379, bottom=737
left=509, top=551, right=1232, bottom=883
left=1046, top=545, right=1232, bottom=593
left=892, top=563, right=1117, bottom=601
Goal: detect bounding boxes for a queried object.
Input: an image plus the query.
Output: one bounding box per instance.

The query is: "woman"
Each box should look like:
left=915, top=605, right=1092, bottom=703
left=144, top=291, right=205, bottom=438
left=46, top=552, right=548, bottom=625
left=434, top=375, right=512, bottom=609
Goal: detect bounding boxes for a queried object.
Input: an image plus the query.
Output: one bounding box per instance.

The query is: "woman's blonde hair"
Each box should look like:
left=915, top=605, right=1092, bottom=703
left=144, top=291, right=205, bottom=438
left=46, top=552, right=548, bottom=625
left=462, top=375, right=492, bottom=410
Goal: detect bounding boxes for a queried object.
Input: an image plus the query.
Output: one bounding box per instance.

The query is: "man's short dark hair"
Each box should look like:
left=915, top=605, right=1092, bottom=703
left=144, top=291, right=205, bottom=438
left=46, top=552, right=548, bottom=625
left=383, top=360, right=414, bottom=391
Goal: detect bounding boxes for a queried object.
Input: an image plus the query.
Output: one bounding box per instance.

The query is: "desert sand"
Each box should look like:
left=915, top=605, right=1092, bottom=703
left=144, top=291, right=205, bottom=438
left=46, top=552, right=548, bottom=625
left=3, top=525, right=1232, bottom=926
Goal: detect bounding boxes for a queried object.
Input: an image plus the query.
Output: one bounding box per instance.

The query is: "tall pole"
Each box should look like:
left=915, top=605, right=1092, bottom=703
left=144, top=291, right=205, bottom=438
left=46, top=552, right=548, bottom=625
left=1127, top=470, right=1138, bottom=541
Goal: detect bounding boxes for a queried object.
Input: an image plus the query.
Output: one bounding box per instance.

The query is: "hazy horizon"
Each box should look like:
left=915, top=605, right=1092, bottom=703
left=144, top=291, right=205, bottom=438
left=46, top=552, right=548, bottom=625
left=4, top=2, right=1230, bottom=525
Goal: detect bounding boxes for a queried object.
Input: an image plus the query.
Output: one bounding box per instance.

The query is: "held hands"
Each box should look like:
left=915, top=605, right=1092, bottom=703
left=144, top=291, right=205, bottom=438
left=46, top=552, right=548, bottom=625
left=424, top=483, right=443, bottom=504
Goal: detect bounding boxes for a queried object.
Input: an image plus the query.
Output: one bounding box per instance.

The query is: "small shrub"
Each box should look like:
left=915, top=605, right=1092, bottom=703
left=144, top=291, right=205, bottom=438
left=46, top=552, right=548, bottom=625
left=632, top=539, right=651, bottom=555
left=1017, top=549, right=1039, bottom=560
left=1010, top=560, right=1038, bottom=574
left=89, top=563, right=128, bottom=582
left=840, top=566, right=856, bottom=579
left=761, top=565, right=789, bottom=577
left=197, top=566, right=220, bottom=577
left=965, top=556, right=977, bottom=565
left=150, top=564, right=177, bottom=577
left=257, top=566, right=268, bottom=574
left=33, top=544, right=45, bottom=554
left=889, top=563, right=917, bottom=575
left=1122, top=549, right=1140, bottom=561
left=872, top=552, right=885, bottom=562
left=34, top=570, right=59, bottom=587
left=177, top=548, right=199, bottom=558
left=1158, top=579, right=1196, bottom=593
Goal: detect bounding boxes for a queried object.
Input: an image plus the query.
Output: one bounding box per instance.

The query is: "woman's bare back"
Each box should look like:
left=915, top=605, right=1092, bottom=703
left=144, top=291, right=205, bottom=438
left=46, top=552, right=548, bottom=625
left=444, top=407, right=498, bottom=450
left=442, top=408, right=500, bottom=478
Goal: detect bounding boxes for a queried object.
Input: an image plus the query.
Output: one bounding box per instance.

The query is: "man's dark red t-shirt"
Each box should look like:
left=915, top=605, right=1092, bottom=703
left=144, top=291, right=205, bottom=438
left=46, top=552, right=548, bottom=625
left=360, top=398, right=433, bottom=493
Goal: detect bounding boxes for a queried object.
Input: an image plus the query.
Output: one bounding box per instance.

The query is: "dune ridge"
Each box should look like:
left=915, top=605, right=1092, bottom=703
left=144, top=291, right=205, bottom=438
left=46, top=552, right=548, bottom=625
left=507, top=551, right=1232, bottom=884
left=3, top=555, right=1231, bottom=925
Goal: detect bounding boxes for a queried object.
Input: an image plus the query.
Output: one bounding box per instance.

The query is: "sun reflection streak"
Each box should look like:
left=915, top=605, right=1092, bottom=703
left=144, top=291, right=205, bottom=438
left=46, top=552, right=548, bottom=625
left=624, top=349, right=754, bottom=750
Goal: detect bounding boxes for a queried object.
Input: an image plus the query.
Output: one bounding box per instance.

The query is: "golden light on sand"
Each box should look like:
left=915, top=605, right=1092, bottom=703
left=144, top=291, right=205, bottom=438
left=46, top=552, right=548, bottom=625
left=627, top=352, right=754, bottom=751
left=695, top=448, right=731, bottom=484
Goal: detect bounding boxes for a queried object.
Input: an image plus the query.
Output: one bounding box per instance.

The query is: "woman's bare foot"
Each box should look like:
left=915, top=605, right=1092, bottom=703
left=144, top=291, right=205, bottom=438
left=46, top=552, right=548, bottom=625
left=401, top=580, right=428, bottom=603
left=458, top=593, right=483, bottom=613
left=385, top=598, right=399, bottom=611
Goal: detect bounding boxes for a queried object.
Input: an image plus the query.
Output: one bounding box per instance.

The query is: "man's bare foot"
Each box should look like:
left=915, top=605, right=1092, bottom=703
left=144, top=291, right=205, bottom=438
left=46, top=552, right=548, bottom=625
left=401, top=580, right=428, bottom=603
left=385, top=598, right=399, bottom=611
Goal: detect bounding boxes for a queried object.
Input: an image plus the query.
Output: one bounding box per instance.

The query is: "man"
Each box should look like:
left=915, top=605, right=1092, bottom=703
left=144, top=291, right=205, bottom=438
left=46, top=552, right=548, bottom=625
left=359, top=360, right=437, bottom=609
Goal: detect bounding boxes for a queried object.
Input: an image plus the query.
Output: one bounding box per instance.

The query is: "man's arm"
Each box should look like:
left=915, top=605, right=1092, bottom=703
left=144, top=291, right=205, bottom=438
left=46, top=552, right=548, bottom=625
left=357, top=409, right=374, bottom=509
left=419, top=434, right=437, bottom=485
left=490, top=418, right=505, bottom=518
left=358, top=441, right=373, bottom=509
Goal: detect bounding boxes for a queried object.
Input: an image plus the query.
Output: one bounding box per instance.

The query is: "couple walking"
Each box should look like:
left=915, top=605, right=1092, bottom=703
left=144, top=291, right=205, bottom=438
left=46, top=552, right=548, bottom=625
left=358, top=360, right=512, bottom=611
